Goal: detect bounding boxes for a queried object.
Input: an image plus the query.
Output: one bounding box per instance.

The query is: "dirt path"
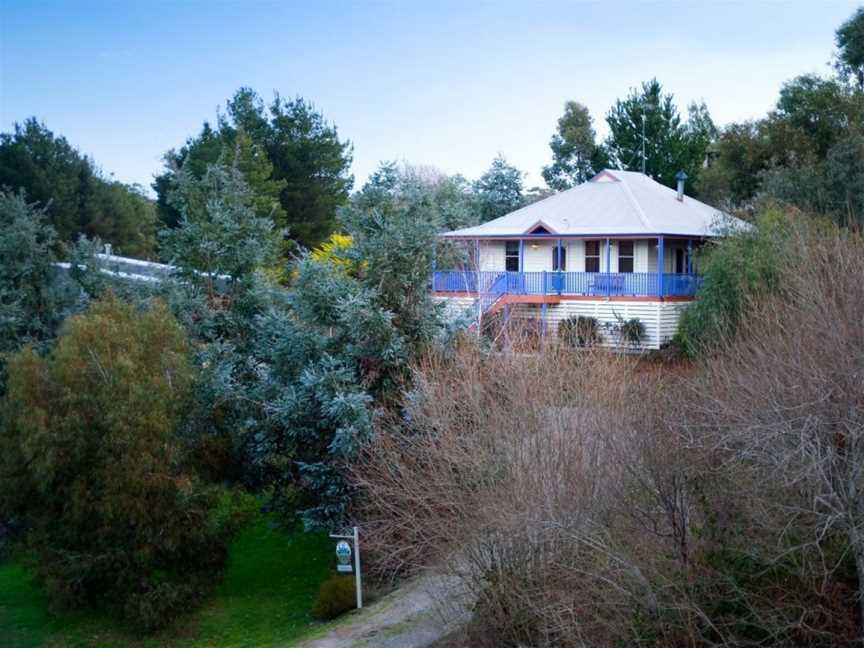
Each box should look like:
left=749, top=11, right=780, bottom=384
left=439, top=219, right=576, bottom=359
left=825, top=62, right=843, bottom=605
left=295, top=574, right=469, bottom=648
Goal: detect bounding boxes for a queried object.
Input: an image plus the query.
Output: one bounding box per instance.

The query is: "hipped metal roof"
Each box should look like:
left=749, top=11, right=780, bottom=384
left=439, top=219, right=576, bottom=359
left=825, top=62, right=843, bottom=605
left=442, top=169, right=744, bottom=239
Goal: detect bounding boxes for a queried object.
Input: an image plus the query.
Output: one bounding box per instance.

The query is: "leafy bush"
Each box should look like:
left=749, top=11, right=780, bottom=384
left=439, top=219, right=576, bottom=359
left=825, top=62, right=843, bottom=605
left=311, top=575, right=356, bottom=620
left=0, top=296, right=241, bottom=629
left=0, top=190, right=81, bottom=392
left=159, top=162, right=279, bottom=301
left=674, top=209, right=790, bottom=356
left=310, top=233, right=359, bottom=275
left=558, top=315, right=599, bottom=347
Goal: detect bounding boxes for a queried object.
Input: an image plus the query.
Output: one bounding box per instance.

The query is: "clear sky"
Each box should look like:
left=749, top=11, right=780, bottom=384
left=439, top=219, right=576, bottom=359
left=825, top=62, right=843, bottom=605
left=1, top=0, right=860, bottom=193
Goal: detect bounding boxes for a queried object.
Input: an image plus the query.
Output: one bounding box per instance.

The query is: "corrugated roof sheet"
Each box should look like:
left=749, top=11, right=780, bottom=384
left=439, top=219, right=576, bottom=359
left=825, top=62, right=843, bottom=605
left=442, top=169, right=744, bottom=238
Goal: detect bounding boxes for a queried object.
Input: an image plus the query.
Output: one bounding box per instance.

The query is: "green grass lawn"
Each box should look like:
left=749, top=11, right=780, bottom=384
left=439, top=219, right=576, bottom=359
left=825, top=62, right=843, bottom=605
left=0, top=514, right=333, bottom=648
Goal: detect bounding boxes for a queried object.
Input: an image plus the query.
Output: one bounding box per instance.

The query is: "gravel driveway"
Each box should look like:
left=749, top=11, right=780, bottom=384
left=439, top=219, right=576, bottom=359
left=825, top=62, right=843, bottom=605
left=295, top=573, right=469, bottom=648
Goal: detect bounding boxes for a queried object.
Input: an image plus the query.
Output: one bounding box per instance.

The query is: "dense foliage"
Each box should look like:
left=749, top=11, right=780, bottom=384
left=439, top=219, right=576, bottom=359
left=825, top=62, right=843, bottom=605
left=557, top=315, right=599, bottom=347
left=835, top=6, right=864, bottom=89
left=697, top=16, right=864, bottom=227
left=3, top=9, right=862, bottom=641
left=473, top=154, right=525, bottom=222
left=0, top=191, right=64, bottom=361
left=159, top=162, right=279, bottom=297
left=353, top=161, right=477, bottom=232
left=0, top=297, right=249, bottom=629
left=544, top=81, right=716, bottom=193
left=604, top=79, right=717, bottom=192
left=0, top=119, right=157, bottom=257
left=153, top=161, right=447, bottom=529
left=154, top=87, right=353, bottom=252
left=247, top=167, right=445, bottom=527
left=674, top=209, right=789, bottom=356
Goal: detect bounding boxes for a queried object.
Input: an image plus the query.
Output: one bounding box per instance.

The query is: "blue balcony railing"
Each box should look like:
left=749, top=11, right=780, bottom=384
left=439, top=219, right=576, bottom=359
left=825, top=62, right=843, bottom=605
left=432, top=270, right=701, bottom=298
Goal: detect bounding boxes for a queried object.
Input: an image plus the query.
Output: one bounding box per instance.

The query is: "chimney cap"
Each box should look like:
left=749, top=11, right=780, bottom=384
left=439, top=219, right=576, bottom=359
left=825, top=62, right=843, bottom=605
left=675, top=170, right=688, bottom=181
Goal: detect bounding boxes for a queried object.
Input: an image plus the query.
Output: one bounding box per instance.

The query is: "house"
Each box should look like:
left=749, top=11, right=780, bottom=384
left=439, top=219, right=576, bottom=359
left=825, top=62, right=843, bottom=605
left=433, top=169, right=745, bottom=349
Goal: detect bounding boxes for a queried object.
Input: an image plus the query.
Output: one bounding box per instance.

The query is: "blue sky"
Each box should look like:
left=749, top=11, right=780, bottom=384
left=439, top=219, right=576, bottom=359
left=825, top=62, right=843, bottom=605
left=1, top=1, right=860, bottom=192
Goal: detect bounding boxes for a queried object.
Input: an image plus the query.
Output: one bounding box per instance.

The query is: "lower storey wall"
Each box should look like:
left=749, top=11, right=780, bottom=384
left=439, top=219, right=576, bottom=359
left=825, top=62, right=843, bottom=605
left=508, top=300, right=689, bottom=349
left=435, top=295, right=692, bottom=350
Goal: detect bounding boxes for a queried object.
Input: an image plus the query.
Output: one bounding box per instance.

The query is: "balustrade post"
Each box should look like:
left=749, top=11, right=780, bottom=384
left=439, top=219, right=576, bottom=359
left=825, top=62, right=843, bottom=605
left=518, top=240, right=525, bottom=294
left=605, top=238, right=611, bottom=298
left=687, top=239, right=693, bottom=275
left=474, top=240, right=481, bottom=296
left=557, top=239, right=563, bottom=295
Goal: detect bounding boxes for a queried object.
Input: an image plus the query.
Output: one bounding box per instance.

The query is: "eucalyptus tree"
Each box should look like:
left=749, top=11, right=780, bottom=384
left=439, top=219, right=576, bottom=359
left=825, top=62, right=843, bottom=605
left=542, top=101, right=609, bottom=190
left=836, top=6, right=864, bottom=89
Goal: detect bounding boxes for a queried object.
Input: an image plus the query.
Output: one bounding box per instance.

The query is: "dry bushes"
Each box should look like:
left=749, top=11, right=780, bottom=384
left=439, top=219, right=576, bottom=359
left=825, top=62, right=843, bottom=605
left=689, top=219, right=864, bottom=644
left=352, top=215, right=863, bottom=647
left=352, top=344, right=714, bottom=646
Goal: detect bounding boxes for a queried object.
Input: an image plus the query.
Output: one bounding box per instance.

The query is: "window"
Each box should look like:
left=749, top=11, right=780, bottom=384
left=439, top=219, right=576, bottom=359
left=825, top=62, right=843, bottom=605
left=618, top=240, right=634, bottom=273
left=675, top=248, right=686, bottom=274
left=505, top=241, right=520, bottom=272
left=585, top=240, right=600, bottom=272
left=552, top=245, right=566, bottom=271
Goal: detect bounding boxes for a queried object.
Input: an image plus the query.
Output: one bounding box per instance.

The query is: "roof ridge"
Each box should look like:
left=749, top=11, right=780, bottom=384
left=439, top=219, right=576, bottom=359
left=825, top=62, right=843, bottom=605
left=617, top=174, right=652, bottom=231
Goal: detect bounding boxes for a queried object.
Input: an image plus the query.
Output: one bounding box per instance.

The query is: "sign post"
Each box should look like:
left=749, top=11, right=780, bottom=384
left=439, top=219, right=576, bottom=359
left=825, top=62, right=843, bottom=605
left=329, top=526, right=362, bottom=609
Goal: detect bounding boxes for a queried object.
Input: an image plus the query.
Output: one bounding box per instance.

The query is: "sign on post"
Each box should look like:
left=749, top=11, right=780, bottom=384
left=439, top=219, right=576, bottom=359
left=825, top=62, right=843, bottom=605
left=329, top=526, right=363, bottom=609
left=335, top=540, right=353, bottom=573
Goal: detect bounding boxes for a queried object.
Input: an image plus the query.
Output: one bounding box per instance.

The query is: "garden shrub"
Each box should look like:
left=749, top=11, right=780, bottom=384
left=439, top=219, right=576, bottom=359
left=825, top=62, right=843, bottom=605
left=311, top=575, right=356, bottom=620
left=558, top=315, right=599, bottom=347
left=674, top=208, right=792, bottom=356
left=0, top=295, right=243, bottom=629
left=617, top=317, right=645, bottom=348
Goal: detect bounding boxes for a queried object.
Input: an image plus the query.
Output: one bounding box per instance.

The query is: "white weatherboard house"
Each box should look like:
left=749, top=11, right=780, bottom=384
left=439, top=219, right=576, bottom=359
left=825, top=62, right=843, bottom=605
left=433, top=169, right=744, bottom=349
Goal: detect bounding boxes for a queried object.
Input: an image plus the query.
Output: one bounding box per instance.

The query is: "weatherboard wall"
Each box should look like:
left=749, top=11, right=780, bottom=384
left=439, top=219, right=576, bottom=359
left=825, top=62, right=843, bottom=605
left=479, top=239, right=658, bottom=274
left=507, top=300, right=679, bottom=349
left=434, top=293, right=692, bottom=350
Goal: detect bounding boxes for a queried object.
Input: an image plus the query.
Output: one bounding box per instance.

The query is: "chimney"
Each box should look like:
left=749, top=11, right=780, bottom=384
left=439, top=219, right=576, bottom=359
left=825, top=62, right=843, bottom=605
left=675, top=170, right=688, bottom=202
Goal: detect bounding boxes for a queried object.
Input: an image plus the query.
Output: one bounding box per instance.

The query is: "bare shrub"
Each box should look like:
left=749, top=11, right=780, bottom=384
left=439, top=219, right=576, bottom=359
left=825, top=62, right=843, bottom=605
left=690, top=218, right=864, bottom=644
left=351, top=341, right=714, bottom=646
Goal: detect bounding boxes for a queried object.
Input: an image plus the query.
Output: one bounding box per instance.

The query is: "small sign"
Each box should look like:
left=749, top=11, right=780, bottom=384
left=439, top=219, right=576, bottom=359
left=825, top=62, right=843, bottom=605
left=335, top=540, right=353, bottom=573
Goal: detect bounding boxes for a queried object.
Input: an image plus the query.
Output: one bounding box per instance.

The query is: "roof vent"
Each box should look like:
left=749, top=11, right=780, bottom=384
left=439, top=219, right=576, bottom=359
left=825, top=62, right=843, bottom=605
left=675, top=171, right=688, bottom=202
